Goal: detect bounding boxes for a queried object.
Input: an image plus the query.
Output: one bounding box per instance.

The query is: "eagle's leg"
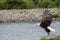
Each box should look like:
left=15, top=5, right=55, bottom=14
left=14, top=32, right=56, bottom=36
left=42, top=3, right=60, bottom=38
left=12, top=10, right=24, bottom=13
left=48, top=32, right=50, bottom=36
left=45, top=28, right=50, bottom=36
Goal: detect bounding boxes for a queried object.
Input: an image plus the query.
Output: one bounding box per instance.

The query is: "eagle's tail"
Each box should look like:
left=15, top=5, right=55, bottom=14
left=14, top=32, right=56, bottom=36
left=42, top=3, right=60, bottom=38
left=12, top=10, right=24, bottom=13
left=48, top=27, right=55, bottom=32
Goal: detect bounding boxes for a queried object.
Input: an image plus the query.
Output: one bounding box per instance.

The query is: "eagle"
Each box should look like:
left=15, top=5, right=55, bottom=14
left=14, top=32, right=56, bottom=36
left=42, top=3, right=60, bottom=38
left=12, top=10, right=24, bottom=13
left=37, top=8, right=55, bottom=36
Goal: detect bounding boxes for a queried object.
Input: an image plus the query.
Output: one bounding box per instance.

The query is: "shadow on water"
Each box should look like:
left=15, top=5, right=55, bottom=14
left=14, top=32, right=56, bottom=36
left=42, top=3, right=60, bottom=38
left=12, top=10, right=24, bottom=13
left=0, top=21, right=60, bottom=40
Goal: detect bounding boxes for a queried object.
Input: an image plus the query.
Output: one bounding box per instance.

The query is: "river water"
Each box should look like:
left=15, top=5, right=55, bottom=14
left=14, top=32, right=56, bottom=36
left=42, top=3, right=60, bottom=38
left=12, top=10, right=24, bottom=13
left=0, top=21, right=60, bottom=40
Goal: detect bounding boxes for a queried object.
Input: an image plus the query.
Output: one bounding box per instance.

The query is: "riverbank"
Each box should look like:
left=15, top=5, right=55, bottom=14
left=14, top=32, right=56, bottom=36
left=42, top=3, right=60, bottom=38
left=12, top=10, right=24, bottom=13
left=0, top=8, right=60, bottom=22
left=40, top=35, right=60, bottom=40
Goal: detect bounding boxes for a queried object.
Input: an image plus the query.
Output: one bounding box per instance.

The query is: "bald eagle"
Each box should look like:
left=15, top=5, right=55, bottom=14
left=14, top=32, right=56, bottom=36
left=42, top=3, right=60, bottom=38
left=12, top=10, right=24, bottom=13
left=37, top=8, right=55, bottom=36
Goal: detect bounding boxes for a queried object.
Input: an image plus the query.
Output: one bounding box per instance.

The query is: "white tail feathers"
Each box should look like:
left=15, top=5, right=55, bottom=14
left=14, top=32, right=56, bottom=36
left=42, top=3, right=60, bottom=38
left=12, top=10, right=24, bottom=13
left=48, top=27, right=55, bottom=32
left=36, top=23, right=40, bottom=26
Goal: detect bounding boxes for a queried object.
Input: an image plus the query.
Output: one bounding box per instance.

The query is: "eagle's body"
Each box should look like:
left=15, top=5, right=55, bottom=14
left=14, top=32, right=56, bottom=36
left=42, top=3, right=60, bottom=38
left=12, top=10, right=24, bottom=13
left=40, top=20, right=51, bottom=35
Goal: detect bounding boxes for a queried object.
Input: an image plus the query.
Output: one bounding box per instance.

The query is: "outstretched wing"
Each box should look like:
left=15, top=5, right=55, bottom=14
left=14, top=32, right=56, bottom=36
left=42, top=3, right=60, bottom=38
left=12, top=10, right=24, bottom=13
left=42, top=8, right=52, bottom=21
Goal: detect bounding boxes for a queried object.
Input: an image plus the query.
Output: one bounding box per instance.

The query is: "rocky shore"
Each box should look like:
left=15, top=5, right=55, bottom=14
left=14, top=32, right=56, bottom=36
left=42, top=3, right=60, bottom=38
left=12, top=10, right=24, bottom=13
left=0, top=9, right=60, bottom=22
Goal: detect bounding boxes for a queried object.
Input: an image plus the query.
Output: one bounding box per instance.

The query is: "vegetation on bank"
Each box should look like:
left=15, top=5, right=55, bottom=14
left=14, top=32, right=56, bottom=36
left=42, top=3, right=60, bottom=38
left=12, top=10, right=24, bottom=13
left=52, top=8, right=60, bottom=18
left=40, top=35, right=60, bottom=40
left=0, top=0, right=60, bottom=9
left=53, top=13, right=60, bottom=18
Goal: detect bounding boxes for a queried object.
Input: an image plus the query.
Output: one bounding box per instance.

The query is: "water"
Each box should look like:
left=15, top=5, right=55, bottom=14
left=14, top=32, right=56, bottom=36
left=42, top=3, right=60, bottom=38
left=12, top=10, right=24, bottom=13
left=0, top=21, right=60, bottom=40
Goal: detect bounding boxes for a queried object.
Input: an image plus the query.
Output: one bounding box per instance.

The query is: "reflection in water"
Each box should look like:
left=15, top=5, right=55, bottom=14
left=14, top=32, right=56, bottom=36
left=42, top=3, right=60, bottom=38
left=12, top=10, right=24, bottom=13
left=0, top=21, right=60, bottom=40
